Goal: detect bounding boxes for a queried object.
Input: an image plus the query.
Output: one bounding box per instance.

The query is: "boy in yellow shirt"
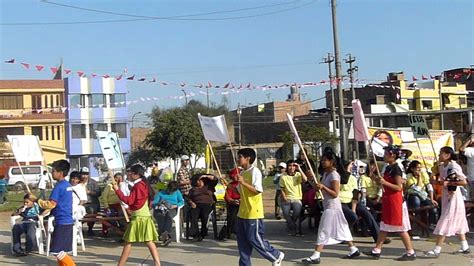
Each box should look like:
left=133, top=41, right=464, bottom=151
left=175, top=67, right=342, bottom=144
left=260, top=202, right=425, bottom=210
left=236, top=148, right=284, bottom=266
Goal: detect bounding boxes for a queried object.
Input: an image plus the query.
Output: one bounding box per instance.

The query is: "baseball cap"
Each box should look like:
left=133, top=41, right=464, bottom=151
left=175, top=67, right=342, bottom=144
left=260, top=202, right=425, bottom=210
left=278, top=162, right=287, bottom=168
left=181, top=155, right=190, bottom=161
left=81, top=167, right=89, bottom=173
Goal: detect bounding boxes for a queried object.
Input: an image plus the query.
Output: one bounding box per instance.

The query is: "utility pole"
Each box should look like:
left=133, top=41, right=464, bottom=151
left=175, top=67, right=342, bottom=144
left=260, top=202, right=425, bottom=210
left=237, top=103, right=242, bottom=149
left=345, top=53, right=359, bottom=159
left=438, top=73, right=444, bottom=129
left=330, top=0, right=348, bottom=161
left=206, top=88, right=210, bottom=108
left=321, top=53, right=339, bottom=154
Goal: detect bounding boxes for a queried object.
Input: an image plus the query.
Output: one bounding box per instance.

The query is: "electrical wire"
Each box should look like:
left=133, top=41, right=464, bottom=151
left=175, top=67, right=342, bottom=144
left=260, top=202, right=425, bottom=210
left=1, top=0, right=317, bottom=26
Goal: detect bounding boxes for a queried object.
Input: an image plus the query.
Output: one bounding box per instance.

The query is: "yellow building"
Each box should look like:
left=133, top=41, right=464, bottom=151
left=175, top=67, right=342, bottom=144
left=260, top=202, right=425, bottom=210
left=400, top=80, right=468, bottom=111
left=0, top=80, right=66, bottom=165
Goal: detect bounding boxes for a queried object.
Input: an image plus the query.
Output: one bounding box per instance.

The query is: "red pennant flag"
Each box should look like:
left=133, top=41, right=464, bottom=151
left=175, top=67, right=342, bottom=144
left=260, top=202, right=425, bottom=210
left=20, top=63, right=30, bottom=69
left=430, top=75, right=435, bottom=79
left=149, top=77, right=156, bottom=83
left=102, top=74, right=110, bottom=78
left=116, top=75, right=122, bottom=80
left=223, top=82, right=230, bottom=89
left=160, top=82, right=168, bottom=86
left=180, top=82, right=186, bottom=87
left=206, top=82, right=212, bottom=88
left=64, top=69, right=72, bottom=74
left=412, top=76, right=418, bottom=81
left=77, top=71, right=84, bottom=77
left=422, top=75, right=428, bottom=80
left=246, top=83, right=251, bottom=88
left=91, top=73, right=97, bottom=77
left=126, top=74, right=135, bottom=80
left=50, top=67, right=58, bottom=74
left=320, top=80, right=326, bottom=84
left=138, top=77, right=146, bottom=81
left=4, top=59, right=15, bottom=64
left=35, top=65, right=45, bottom=71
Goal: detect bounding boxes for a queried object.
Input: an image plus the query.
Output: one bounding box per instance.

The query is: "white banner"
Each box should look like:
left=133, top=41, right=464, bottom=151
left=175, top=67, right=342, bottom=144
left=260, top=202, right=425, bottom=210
left=7, top=135, right=43, bottom=163
left=198, top=113, right=230, bottom=143
left=96, top=131, right=125, bottom=169
left=286, top=113, right=302, bottom=144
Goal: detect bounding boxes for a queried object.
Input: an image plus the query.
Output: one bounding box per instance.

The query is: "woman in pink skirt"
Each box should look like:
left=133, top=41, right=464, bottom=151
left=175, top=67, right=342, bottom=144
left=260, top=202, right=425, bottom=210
left=425, top=146, right=469, bottom=257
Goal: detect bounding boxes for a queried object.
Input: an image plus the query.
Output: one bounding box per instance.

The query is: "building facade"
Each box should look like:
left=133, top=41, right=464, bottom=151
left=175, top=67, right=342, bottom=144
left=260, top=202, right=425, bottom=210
left=0, top=80, right=67, bottom=176
left=65, top=77, right=130, bottom=179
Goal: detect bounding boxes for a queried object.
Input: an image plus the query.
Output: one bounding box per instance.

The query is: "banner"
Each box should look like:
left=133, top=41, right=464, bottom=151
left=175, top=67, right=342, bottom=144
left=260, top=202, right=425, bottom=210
left=286, top=113, right=302, bottom=144
left=7, top=135, right=44, bottom=163
left=198, top=113, right=230, bottom=143
left=352, top=99, right=370, bottom=141
left=409, top=115, right=429, bottom=138
left=368, top=127, right=453, bottom=168
left=96, top=131, right=125, bottom=169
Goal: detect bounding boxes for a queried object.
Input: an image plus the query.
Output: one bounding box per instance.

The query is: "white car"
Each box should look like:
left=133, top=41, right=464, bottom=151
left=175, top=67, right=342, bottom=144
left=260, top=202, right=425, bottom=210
left=7, top=165, right=52, bottom=191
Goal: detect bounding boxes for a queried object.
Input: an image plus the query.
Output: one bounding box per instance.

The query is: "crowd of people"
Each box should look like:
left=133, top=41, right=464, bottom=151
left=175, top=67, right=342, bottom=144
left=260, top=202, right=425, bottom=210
left=7, top=135, right=474, bottom=265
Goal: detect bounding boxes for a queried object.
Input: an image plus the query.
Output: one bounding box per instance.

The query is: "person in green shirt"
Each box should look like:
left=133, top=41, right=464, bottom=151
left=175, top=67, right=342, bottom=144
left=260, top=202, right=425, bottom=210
left=280, top=160, right=307, bottom=236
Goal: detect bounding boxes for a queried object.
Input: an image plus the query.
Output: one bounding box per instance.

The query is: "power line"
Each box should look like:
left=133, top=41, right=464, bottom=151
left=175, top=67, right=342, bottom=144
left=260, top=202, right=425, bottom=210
left=2, top=0, right=317, bottom=26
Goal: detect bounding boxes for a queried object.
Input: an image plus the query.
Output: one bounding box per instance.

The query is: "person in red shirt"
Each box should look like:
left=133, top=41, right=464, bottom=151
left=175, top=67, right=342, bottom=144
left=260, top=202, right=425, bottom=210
left=113, top=164, right=161, bottom=266
left=225, top=168, right=241, bottom=239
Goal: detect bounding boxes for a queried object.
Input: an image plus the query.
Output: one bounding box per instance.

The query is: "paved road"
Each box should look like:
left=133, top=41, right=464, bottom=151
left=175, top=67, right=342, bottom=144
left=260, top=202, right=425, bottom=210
left=1, top=212, right=473, bottom=266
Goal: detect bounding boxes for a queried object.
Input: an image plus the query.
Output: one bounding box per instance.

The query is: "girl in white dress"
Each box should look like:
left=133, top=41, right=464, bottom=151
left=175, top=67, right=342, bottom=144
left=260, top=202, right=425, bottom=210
left=301, top=152, right=359, bottom=264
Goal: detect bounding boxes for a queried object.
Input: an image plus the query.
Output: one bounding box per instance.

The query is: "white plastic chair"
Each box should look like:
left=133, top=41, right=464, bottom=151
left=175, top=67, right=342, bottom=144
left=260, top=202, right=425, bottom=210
left=46, top=216, right=85, bottom=256
left=173, top=205, right=183, bottom=243
left=10, top=215, right=44, bottom=255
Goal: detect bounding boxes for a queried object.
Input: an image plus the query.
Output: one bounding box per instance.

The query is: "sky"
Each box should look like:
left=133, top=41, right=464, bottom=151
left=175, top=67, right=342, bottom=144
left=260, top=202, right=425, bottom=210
left=0, top=0, right=472, bottom=126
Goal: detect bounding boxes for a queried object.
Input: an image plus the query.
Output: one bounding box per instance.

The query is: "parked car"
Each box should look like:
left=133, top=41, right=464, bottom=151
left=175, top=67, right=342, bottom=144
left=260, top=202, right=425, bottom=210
left=7, top=165, right=52, bottom=191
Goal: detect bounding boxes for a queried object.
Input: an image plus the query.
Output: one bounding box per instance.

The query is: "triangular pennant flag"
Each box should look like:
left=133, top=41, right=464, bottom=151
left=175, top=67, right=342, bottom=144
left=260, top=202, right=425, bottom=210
left=412, top=76, right=418, bottom=81
left=64, top=69, right=72, bottom=74
left=116, top=75, right=122, bottom=80
left=246, top=83, right=251, bottom=88
left=50, top=67, right=58, bottom=74
left=102, top=74, right=110, bottom=78
left=77, top=71, right=84, bottom=77
left=61, top=107, right=67, bottom=113
left=138, top=77, right=146, bottom=82
left=160, top=82, right=168, bottom=86
left=430, top=75, right=435, bottom=79
left=20, top=63, right=30, bottom=69
left=126, top=74, right=135, bottom=80
left=223, top=82, right=230, bottom=89
left=180, top=82, right=186, bottom=87
left=91, top=73, right=97, bottom=77
left=422, top=75, right=428, bottom=80
left=149, top=77, right=156, bottom=83
left=4, top=59, right=15, bottom=64
left=35, top=65, right=45, bottom=71
left=320, top=80, right=326, bottom=84
left=207, top=82, right=212, bottom=88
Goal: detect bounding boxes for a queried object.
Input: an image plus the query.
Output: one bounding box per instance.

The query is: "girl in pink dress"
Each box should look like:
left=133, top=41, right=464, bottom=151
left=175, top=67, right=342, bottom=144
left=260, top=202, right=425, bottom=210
left=425, top=146, right=470, bottom=257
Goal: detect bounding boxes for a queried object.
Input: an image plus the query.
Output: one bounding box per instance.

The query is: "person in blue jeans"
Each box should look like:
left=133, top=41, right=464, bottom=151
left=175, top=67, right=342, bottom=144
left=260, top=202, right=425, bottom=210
left=12, top=193, right=40, bottom=256
left=0, top=176, right=7, bottom=204
left=152, top=181, right=184, bottom=246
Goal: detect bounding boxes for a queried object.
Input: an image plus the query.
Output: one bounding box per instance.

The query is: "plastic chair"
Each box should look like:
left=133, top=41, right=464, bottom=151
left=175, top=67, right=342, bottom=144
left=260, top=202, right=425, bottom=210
left=172, top=205, right=183, bottom=243
left=10, top=215, right=44, bottom=255
left=46, top=216, right=85, bottom=257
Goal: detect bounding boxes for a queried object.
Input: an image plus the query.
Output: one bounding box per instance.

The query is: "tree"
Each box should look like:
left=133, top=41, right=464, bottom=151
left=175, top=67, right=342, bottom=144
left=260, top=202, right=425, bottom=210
left=280, top=132, right=294, bottom=161
left=145, top=100, right=230, bottom=167
left=127, top=146, right=154, bottom=167
left=299, top=125, right=338, bottom=160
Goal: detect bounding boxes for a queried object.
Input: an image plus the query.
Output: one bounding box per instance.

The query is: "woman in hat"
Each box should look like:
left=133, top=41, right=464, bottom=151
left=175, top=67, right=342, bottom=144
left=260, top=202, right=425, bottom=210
left=424, top=146, right=469, bottom=257
left=365, top=145, right=416, bottom=261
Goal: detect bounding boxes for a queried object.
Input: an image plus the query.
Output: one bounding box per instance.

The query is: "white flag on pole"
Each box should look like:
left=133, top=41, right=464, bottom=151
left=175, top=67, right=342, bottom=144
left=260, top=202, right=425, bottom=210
left=96, top=131, right=125, bottom=169
left=286, top=113, right=302, bottom=144
left=198, top=113, right=230, bottom=143
left=7, top=135, right=44, bottom=163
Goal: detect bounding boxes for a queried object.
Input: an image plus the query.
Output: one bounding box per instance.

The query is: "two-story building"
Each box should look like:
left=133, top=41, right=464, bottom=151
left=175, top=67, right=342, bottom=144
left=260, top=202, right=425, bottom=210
left=65, top=77, right=130, bottom=180
left=0, top=80, right=67, bottom=177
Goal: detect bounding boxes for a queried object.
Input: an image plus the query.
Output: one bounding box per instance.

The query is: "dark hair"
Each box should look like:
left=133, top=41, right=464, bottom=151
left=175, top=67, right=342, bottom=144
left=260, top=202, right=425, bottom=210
left=51, top=159, right=70, bottom=177
left=238, top=148, right=256, bottom=164
left=69, top=171, right=81, bottom=182
left=43, top=170, right=47, bottom=174
left=129, top=164, right=145, bottom=176
left=406, top=160, right=421, bottom=175
left=166, top=181, right=179, bottom=194
left=320, top=152, right=349, bottom=183
left=114, top=173, right=123, bottom=179
left=374, top=130, right=393, bottom=144
left=440, top=146, right=457, bottom=161
left=24, top=192, right=37, bottom=201
left=384, top=145, right=402, bottom=159
left=286, top=159, right=296, bottom=171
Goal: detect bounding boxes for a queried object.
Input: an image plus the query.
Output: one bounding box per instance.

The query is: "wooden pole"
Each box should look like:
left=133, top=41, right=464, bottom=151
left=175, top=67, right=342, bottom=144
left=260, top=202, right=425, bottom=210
left=297, top=144, right=324, bottom=200
left=207, top=141, right=224, bottom=180
left=415, top=138, right=430, bottom=173
left=15, top=161, right=31, bottom=193
left=114, top=133, right=130, bottom=223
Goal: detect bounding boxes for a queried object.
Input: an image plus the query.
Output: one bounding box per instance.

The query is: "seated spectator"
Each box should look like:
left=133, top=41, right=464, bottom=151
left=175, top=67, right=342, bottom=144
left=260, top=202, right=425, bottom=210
left=102, top=173, right=127, bottom=235
left=152, top=181, right=184, bottom=246
left=224, top=168, right=240, bottom=239
left=301, top=169, right=323, bottom=230
left=80, top=167, right=101, bottom=236
left=405, top=160, right=438, bottom=225
left=361, top=160, right=383, bottom=219
left=11, top=193, right=40, bottom=256
left=280, top=160, right=307, bottom=236
left=69, top=171, right=87, bottom=221
left=188, top=173, right=218, bottom=241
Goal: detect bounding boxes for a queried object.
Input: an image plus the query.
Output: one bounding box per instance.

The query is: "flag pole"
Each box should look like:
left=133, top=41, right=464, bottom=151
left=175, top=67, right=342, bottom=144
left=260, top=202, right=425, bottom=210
left=206, top=140, right=227, bottom=186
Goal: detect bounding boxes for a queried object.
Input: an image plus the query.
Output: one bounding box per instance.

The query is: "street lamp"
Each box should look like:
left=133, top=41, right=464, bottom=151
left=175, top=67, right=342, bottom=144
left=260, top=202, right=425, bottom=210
left=131, top=111, right=142, bottom=128
left=237, top=103, right=242, bottom=149
left=182, top=89, right=188, bottom=105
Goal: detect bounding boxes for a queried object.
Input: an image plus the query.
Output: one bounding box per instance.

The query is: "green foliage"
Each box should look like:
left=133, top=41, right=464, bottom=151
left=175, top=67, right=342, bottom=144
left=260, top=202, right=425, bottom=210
left=280, top=132, right=294, bottom=161
left=127, top=146, right=154, bottom=167
left=146, top=100, right=230, bottom=162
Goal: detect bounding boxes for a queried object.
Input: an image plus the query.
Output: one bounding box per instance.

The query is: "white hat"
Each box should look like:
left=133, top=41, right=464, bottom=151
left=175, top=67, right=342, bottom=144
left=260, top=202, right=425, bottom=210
left=181, top=155, right=190, bottom=161
left=278, top=162, right=287, bottom=168
left=81, top=167, right=89, bottom=173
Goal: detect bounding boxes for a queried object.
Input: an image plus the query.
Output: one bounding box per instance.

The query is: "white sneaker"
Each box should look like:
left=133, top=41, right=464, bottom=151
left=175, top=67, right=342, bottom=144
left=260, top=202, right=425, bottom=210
left=273, top=251, right=285, bottom=266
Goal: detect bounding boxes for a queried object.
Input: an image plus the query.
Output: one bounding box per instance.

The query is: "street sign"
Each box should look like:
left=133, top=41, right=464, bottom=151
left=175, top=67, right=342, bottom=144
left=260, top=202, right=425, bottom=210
left=96, top=131, right=125, bottom=169
left=409, top=115, right=429, bottom=138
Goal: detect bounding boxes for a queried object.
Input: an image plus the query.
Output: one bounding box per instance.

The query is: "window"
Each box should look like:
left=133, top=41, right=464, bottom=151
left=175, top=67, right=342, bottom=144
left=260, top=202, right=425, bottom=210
left=70, top=94, right=81, bottom=107
left=32, top=126, right=43, bottom=140
left=0, top=127, right=24, bottom=141
left=90, top=123, right=108, bottom=138
left=91, top=94, right=105, bottom=107
left=111, top=123, right=127, bottom=138
left=56, top=126, right=61, bottom=140
left=56, top=95, right=61, bottom=107
left=460, top=97, right=466, bottom=105
left=32, top=95, right=42, bottom=110
left=422, top=100, right=433, bottom=110
left=45, top=126, right=49, bottom=140
left=376, top=95, right=386, bottom=104
left=12, top=167, right=41, bottom=175
left=0, top=95, right=23, bottom=109
left=407, top=99, right=416, bottom=110
left=110, top=93, right=126, bottom=107
left=71, top=124, right=86, bottom=139
left=81, top=94, right=91, bottom=108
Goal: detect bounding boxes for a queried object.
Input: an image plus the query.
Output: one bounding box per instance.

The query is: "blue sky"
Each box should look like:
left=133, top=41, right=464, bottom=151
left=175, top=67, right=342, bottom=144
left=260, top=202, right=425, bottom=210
left=0, top=0, right=472, bottom=125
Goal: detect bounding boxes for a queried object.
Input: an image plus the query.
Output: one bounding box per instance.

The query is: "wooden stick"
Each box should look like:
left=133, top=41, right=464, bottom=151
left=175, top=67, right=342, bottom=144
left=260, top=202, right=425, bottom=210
left=415, top=138, right=430, bottom=174
left=207, top=140, right=224, bottom=182
left=297, top=144, right=324, bottom=200
left=368, top=139, right=384, bottom=193
left=15, top=161, right=31, bottom=193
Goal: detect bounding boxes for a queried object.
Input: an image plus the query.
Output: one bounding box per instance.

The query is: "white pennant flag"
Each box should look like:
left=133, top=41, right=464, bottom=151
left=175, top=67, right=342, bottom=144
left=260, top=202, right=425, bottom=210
left=198, top=113, right=230, bottom=143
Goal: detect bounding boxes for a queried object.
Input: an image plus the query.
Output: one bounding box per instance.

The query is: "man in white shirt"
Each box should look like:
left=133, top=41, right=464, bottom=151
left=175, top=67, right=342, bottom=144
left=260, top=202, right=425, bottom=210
left=38, top=170, right=50, bottom=200
left=460, top=136, right=474, bottom=199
